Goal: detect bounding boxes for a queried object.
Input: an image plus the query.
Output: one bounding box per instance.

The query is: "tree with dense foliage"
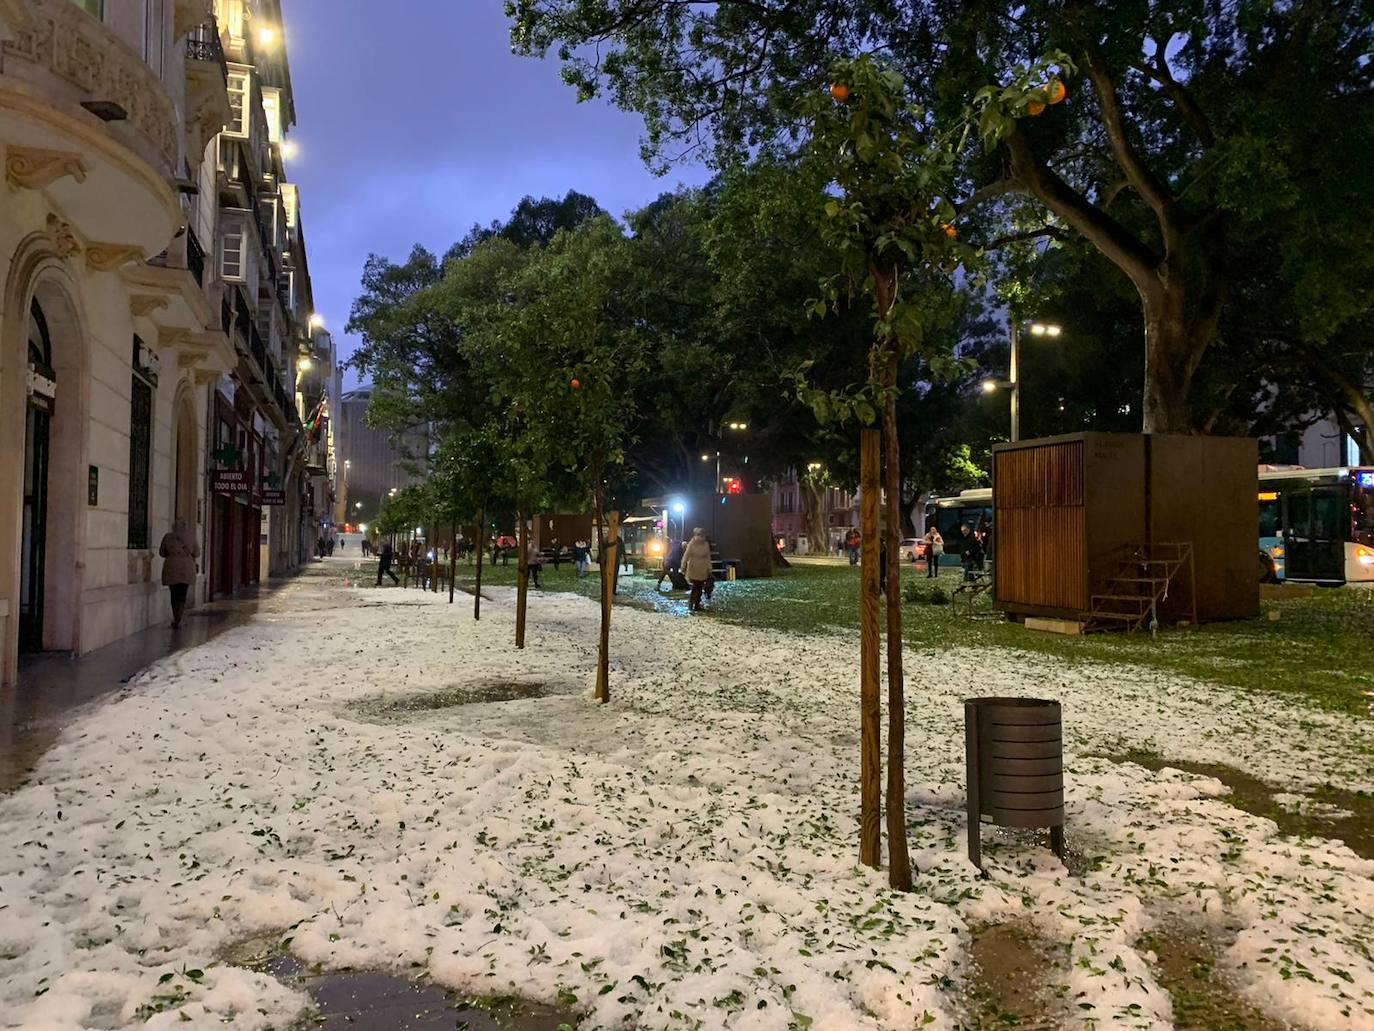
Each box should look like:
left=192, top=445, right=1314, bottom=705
left=509, top=0, right=1374, bottom=434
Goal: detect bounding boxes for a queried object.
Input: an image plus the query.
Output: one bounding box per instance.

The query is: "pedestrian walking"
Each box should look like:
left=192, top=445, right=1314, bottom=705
left=657, top=537, right=686, bottom=590
left=845, top=528, right=861, bottom=565
left=681, top=527, right=714, bottom=612
left=550, top=538, right=563, bottom=570
left=158, top=519, right=199, bottom=629
left=924, top=527, right=943, bottom=578
left=572, top=539, right=590, bottom=577
left=960, top=524, right=985, bottom=582
left=526, top=540, right=544, bottom=588
left=376, top=540, right=400, bottom=585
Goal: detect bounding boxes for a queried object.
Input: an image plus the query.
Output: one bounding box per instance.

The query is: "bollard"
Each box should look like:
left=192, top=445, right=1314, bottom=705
left=965, top=697, right=1065, bottom=871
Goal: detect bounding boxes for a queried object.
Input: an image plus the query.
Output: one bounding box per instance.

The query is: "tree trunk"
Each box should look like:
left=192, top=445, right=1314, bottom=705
left=594, top=497, right=616, bottom=704
left=516, top=503, right=529, bottom=649
left=1141, top=295, right=1199, bottom=434
left=858, top=428, right=881, bottom=869
left=448, top=521, right=457, bottom=603
left=473, top=507, right=484, bottom=621
left=801, top=477, right=829, bottom=553
left=881, top=389, right=912, bottom=891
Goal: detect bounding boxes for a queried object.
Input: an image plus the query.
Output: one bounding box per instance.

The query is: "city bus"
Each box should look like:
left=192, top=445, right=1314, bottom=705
left=1259, top=467, right=1374, bottom=584
left=930, top=489, right=993, bottom=566
left=931, top=466, right=1374, bottom=584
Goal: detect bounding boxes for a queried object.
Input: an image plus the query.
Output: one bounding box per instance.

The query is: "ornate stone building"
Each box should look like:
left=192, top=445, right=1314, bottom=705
left=0, top=0, right=332, bottom=685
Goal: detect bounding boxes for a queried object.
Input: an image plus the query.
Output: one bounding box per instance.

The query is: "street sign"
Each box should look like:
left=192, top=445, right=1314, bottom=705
left=261, top=489, right=285, bottom=505
left=212, top=469, right=252, bottom=495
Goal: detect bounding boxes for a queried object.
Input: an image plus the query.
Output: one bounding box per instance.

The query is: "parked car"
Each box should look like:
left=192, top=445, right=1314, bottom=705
left=899, top=537, right=926, bottom=562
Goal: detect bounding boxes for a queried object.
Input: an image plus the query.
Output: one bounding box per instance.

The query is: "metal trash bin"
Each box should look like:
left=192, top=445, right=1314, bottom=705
left=965, top=697, right=1064, bottom=870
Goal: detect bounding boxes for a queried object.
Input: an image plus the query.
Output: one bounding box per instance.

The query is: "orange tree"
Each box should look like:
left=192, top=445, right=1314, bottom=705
left=796, top=55, right=974, bottom=889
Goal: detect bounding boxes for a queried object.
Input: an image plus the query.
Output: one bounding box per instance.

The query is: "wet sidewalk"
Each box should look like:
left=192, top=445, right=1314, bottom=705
left=0, top=580, right=284, bottom=793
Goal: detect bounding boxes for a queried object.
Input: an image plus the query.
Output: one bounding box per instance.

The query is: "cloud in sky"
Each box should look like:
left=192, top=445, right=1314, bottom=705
left=280, top=0, right=708, bottom=386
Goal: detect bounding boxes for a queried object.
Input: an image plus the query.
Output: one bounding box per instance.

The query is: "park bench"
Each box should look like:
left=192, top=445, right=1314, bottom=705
left=952, top=570, right=994, bottom=616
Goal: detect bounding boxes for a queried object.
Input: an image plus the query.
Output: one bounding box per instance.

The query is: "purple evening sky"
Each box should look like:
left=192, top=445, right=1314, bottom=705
left=281, top=1, right=708, bottom=390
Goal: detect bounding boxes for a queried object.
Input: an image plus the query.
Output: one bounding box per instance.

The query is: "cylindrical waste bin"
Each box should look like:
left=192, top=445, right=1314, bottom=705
left=965, top=697, right=1064, bottom=870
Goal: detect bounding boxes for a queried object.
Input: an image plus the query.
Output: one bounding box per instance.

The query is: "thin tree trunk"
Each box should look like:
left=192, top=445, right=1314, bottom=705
left=594, top=486, right=614, bottom=704
left=882, top=387, right=912, bottom=891
left=403, top=530, right=412, bottom=588
left=473, top=507, right=484, bottom=621
left=516, top=503, right=529, bottom=649
left=448, top=521, right=456, bottom=603
left=858, top=428, right=881, bottom=869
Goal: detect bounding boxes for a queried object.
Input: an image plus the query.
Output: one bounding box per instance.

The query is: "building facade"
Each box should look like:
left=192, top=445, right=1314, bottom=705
left=769, top=469, right=858, bottom=555
left=335, top=386, right=426, bottom=525
left=1261, top=416, right=1362, bottom=470
left=0, top=0, right=333, bottom=686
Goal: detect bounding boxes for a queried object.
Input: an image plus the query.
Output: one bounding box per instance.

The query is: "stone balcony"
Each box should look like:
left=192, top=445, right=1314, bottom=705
left=1, top=0, right=180, bottom=257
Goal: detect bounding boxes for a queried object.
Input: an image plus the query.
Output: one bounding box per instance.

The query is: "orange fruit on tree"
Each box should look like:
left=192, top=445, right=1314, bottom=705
left=941, top=223, right=957, bottom=239
left=570, top=378, right=581, bottom=390
left=830, top=82, right=850, bottom=102
left=1026, top=100, right=1046, bottom=117
left=1047, top=79, right=1067, bottom=105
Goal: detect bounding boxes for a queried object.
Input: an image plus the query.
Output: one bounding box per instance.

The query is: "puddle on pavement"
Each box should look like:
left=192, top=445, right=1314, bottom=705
left=349, top=680, right=551, bottom=720
left=1111, top=750, right=1373, bottom=860
left=956, top=921, right=1067, bottom=1030
left=226, top=934, right=578, bottom=1030
left=1136, top=925, right=1292, bottom=1031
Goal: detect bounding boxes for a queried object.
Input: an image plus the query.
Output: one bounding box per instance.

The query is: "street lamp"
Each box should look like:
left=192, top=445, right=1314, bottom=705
left=1006, top=319, right=1063, bottom=441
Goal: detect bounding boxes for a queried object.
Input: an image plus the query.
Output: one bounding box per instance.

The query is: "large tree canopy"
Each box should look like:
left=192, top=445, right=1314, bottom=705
left=510, top=0, right=1374, bottom=435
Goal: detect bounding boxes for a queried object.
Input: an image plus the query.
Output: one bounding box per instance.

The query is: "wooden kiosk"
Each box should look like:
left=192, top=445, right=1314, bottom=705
left=992, top=433, right=1258, bottom=630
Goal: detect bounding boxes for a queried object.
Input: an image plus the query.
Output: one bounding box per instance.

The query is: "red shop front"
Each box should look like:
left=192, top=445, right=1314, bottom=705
left=209, top=388, right=265, bottom=597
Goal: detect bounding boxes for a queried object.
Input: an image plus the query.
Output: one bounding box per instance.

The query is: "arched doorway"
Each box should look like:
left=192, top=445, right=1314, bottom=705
left=19, top=299, right=54, bottom=652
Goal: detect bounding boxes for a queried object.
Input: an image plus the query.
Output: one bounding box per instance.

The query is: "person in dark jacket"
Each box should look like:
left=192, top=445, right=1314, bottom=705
left=960, top=524, right=985, bottom=581
left=376, top=540, right=400, bottom=586
left=571, top=540, right=590, bottom=577
left=657, top=537, right=686, bottom=590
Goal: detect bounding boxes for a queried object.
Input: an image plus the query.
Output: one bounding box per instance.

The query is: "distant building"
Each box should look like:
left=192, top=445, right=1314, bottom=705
left=769, top=469, right=858, bottom=554
left=1261, top=417, right=1361, bottom=469
left=336, top=387, right=427, bottom=524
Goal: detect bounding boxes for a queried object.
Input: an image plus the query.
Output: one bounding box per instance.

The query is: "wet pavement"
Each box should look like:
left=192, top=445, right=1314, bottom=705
left=0, top=576, right=297, bottom=793
left=264, top=956, right=576, bottom=1030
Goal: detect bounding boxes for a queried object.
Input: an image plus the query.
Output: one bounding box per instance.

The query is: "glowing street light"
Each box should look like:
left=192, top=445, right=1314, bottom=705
left=309, top=313, right=326, bottom=331
left=981, top=379, right=999, bottom=393
left=1006, top=319, right=1066, bottom=441
left=296, top=355, right=312, bottom=373
left=257, top=25, right=276, bottom=47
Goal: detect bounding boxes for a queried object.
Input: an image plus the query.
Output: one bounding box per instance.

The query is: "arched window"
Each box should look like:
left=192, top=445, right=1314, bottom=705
left=27, top=298, right=53, bottom=378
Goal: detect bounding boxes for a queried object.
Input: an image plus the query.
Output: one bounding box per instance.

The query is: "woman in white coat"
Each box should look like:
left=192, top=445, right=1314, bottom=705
left=680, top=527, right=714, bottom=612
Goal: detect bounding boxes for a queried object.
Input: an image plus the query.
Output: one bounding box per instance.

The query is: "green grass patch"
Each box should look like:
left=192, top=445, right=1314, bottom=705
left=401, top=557, right=1374, bottom=715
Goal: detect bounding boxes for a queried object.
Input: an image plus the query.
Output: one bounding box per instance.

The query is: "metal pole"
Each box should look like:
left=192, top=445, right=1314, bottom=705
left=1009, top=320, right=1020, bottom=443
left=715, top=451, right=720, bottom=493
